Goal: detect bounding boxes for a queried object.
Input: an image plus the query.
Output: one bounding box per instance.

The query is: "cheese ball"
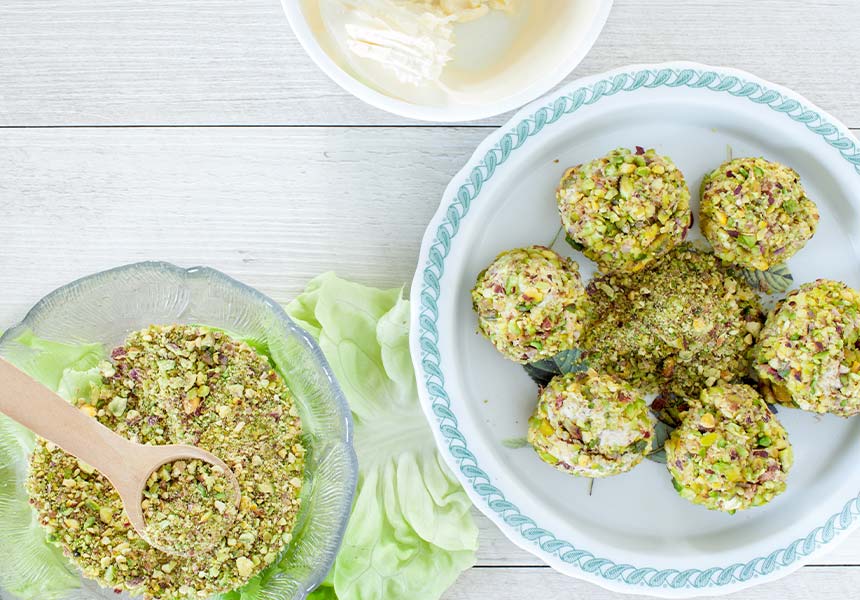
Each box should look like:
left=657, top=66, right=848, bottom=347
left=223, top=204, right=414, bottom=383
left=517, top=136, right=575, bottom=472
left=755, top=279, right=860, bottom=416
left=665, top=383, right=792, bottom=513
left=527, top=370, right=653, bottom=478
left=471, top=246, right=587, bottom=364
left=700, top=157, right=818, bottom=270
left=557, top=147, right=691, bottom=274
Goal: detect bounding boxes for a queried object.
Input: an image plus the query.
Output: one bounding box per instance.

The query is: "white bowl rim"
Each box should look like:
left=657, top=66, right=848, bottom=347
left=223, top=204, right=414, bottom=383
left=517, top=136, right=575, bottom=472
left=409, top=60, right=860, bottom=597
left=280, top=0, right=614, bottom=123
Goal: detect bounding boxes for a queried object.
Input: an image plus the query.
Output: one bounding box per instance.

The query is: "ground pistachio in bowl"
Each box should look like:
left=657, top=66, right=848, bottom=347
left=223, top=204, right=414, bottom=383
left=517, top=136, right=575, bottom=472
left=142, top=458, right=240, bottom=556
left=26, top=324, right=305, bottom=600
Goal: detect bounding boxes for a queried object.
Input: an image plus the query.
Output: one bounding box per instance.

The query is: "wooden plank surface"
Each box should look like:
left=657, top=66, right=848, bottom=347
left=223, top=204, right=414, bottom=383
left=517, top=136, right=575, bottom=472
left=5, top=125, right=860, bottom=326
left=443, top=566, right=860, bottom=599
left=3, top=126, right=860, bottom=577
left=0, top=127, right=487, bottom=325
left=0, top=0, right=858, bottom=127
left=4, top=1, right=860, bottom=598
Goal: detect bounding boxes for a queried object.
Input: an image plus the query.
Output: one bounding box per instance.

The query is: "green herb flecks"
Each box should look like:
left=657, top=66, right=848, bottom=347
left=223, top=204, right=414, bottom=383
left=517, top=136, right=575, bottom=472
left=522, top=348, right=589, bottom=387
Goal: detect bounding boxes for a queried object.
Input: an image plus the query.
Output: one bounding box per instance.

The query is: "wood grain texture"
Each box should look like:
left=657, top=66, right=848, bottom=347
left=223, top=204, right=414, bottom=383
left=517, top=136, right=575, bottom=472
left=1, top=0, right=859, bottom=127
left=3, top=127, right=860, bottom=578
left=0, top=127, right=488, bottom=325
left=3, top=2, right=860, bottom=595
left=443, top=566, right=860, bottom=599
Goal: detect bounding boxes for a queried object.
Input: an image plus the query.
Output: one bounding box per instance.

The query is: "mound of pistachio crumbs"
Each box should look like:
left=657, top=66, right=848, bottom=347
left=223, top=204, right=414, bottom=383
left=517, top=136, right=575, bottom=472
left=582, top=243, right=764, bottom=400
left=142, top=459, right=240, bottom=556
left=26, top=325, right=305, bottom=600
left=557, top=147, right=691, bottom=274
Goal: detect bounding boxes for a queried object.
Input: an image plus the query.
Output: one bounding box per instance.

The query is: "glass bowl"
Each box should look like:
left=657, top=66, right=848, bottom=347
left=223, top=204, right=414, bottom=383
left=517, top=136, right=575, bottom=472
left=0, top=262, right=357, bottom=600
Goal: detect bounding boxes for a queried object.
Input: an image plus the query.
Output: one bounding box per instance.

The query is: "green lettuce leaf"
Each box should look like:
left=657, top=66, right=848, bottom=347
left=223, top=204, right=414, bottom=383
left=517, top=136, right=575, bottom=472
left=287, top=273, right=478, bottom=600
left=0, top=330, right=104, bottom=600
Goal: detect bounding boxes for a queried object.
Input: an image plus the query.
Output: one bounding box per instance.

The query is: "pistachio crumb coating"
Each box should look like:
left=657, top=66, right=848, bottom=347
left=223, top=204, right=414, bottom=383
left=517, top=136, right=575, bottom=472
left=142, top=459, right=239, bottom=556
left=700, top=157, right=818, bottom=270
left=755, top=279, right=860, bottom=416
left=471, top=246, right=587, bottom=364
left=557, top=147, right=691, bottom=274
left=665, top=383, right=792, bottom=512
left=582, top=243, right=764, bottom=398
left=527, top=370, right=653, bottom=477
left=26, top=325, right=305, bottom=600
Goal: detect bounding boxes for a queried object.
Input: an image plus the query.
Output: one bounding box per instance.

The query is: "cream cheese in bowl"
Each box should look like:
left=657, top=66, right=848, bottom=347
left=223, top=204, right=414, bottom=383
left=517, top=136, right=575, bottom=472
left=318, top=0, right=516, bottom=90
left=287, top=0, right=613, bottom=121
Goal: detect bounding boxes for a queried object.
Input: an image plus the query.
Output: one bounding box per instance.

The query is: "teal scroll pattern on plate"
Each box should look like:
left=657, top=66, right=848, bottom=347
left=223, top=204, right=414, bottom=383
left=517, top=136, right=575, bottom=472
left=416, top=66, right=860, bottom=591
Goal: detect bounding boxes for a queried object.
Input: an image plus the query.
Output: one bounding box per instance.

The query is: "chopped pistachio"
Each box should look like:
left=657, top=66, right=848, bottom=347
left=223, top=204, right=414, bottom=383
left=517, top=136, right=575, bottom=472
left=527, top=370, right=652, bottom=477
left=557, top=147, right=691, bottom=274
left=471, top=246, right=588, bottom=364
left=142, top=459, right=239, bottom=555
left=235, top=556, right=254, bottom=579
left=583, top=243, right=764, bottom=400
left=26, top=325, right=305, bottom=600
left=666, top=384, right=791, bottom=512
left=701, top=157, right=818, bottom=270
left=107, top=396, right=127, bottom=417
left=755, top=280, right=860, bottom=416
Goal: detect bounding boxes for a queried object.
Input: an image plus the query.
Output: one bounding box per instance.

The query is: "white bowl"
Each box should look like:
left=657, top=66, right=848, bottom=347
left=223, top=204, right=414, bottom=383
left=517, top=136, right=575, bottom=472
left=282, top=0, right=613, bottom=122
left=410, top=62, right=860, bottom=596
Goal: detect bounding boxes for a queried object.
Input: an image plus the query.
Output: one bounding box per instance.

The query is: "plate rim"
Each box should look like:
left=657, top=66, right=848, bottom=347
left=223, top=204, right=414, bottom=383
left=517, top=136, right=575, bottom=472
left=409, top=61, right=860, bottom=597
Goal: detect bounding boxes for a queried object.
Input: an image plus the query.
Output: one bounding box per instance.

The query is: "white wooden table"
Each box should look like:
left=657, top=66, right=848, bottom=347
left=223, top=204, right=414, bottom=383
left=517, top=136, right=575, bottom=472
left=2, top=1, right=860, bottom=598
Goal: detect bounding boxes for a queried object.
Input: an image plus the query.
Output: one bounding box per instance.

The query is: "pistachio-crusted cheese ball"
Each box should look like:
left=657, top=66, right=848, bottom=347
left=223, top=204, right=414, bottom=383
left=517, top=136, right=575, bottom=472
left=583, top=243, right=764, bottom=397
left=755, top=279, right=860, bottom=416
left=557, top=147, right=691, bottom=273
left=701, top=157, right=818, bottom=270
left=665, top=383, right=792, bottom=512
left=527, top=370, right=653, bottom=477
left=471, top=246, right=587, bottom=363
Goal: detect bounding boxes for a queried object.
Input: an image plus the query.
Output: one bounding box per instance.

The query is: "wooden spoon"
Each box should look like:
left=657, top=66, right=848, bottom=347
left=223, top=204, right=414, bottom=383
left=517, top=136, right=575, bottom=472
left=0, top=357, right=241, bottom=555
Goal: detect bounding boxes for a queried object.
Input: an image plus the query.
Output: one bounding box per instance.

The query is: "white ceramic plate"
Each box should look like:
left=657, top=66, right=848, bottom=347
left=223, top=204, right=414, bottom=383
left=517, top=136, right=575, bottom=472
left=409, top=62, right=860, bottom=597
left=282, top=0, right=612, bottom=122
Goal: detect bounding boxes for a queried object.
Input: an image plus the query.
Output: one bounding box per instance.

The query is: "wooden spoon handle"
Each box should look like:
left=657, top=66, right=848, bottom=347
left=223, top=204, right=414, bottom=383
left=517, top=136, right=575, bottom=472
left=0, top=358, right=138, bottom=480
left=0, top=358, right=241, bottom=553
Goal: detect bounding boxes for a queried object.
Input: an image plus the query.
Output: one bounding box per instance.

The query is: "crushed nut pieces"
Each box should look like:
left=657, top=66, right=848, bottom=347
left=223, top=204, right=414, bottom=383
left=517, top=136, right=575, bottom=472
left=582, top=243, right=764, bottom=399
left=26, top=325, right=305, bottom=599
left=527, top=370, right=653, bottom=477
left=142, top=458, right=239, bottom=556
left=665, top=383, right=792, bottom=512
left=471, top=245, right=588, bottom=364
left=700, top=157, right=818, bottom=271
left=557, top=147, right=691, bottom=274
left=755, top=279, right=860, bottom=416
